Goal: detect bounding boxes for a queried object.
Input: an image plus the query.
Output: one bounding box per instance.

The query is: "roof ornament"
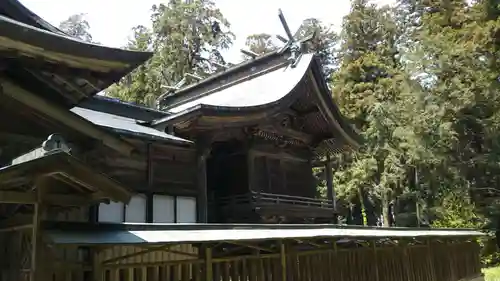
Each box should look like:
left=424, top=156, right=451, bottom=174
left=276, top=9, right=316, bottom=68
left=185, top=73, right=203, bottom=81
left=161, top=76, right=188, bottom=92
left=240, top=49, right=259, bottom=59
left=195, top=54, right=231, bottom=70
left=42, top=134, right=71, bottom=155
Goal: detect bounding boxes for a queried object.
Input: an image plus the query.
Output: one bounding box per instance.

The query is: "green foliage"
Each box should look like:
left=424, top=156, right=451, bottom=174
left=58, top=13, right=93, bottom=43
left=432, top=191, right=482, bottom=229
left=107, top=0, right=234, bottom=107
left=332, top=0, right=409, bottom=226
left=484, top=266, right=500, bottom=281
left=244, top=33, right=278, bottom=56
left=330, top=0, right=500, bottom=232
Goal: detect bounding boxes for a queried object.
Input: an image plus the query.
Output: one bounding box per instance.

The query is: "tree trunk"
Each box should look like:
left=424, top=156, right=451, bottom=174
left=358, top=187, right=368, bottom=226
left=382, top=190, right=390, bottom=227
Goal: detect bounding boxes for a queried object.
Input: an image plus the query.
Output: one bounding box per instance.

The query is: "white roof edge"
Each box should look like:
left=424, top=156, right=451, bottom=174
left=46, top=227, right=483, bottom=245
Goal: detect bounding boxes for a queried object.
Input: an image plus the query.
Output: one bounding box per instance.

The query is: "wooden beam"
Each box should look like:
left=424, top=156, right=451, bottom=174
left=26, top=70, right=85, bottom=104
left=0, top=190, right=97, bottom=206
left=1, top=53, right=110, bottom=83
left=227, top=241, right=274, bottom=253
left=0, top=78, right=136, bottom=156
left=0, top=132, right=41, bottom=144
left=252, top=148, right=309, bottom=163
left=0, top=223, right=32, bottom=233
left=102, top=245, right=172, bottom=264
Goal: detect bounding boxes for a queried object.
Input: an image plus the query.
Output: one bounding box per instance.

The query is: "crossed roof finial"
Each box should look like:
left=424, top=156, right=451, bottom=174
left=276, top=9, right=316, bottom=67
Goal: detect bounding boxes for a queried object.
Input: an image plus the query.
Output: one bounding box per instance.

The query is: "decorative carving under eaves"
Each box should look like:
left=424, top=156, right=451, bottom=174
left=253, top=129, right=305, bottom=148
left=280, top=114, right=292, bottom=128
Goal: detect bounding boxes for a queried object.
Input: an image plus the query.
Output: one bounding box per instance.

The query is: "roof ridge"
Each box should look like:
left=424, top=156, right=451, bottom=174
left=158, top=51, right=286, bottom=107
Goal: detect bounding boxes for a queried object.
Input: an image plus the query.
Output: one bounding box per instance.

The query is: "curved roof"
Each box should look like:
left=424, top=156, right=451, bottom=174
left=166, top=54, right=311, bottom=114
left=154, top=52, right=361, bottom=152
left=0, top=1, right=153, bottom=107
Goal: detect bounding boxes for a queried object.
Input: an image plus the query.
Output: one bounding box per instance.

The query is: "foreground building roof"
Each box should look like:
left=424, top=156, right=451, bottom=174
left=44, top=222, right=482, bottom=245
left=0, top=0, right=152, bottom=108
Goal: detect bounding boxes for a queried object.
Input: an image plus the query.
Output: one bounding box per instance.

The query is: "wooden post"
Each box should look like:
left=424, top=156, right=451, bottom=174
left=205, top=246, right=213, bottom=281
left=325, top=154, right=336, bottom=222
left=279, top=241, right=287, bottom=281
left=402, top=241, right=412, bottom=281
left=93, top=249, right=103, bottom=281
left=427, top=240, right=436, bottom=281
left=196, top=137, right=211, bottom=223
left=247, top=149, right=255, bottom=192
left=30, top=177, right=47, bottom=281
left=372, top=241, right=379, bottom=281
left=447, top=240, right=456, bottom=281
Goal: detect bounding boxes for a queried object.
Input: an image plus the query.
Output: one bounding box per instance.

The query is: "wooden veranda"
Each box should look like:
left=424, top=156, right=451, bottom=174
left=20, top=222, right=483, bottom=281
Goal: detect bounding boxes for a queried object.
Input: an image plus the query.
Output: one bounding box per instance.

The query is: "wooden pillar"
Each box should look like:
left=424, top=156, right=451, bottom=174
left=247, top=149, right=255, bottom=192
left=146, top=143, right=154, bottom=223
left=30, top=177, right=47, bottom=281
left=325, top=154, right=336, bottom=222
left=196, top=136, right=211, bottom=223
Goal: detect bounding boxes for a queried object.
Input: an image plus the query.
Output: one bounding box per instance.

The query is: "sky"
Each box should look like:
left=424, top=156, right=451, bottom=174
left=19, top=0, right=394, bottom=63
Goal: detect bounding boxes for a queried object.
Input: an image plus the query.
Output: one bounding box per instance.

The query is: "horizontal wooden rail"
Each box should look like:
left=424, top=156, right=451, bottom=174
left=214, top=191, right=334, bottom=209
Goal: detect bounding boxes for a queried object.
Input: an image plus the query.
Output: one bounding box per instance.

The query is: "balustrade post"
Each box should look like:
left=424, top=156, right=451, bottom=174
left=205, top=245, right=213, bottom=281
left=325, top=154, right=336, bottom=223
left=279, top=241, right=287, bottom=281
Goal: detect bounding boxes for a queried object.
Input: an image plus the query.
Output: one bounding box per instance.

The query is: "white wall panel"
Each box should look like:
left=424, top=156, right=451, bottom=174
left=176, top=196, right=197, bottom=223
left=125, top=194, right=147, bottom=223
left=153, top=195, right=175, bottom=223
left=98, top=201, right=124, bottom=223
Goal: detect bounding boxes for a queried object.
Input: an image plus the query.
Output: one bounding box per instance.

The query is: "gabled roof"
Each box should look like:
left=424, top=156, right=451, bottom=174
left=0, top=0, right=153, bottom=108
left=154, top=51, right=361, bottom=153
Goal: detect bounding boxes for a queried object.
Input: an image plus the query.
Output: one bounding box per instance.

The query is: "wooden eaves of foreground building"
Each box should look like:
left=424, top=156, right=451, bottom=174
left=0, top=1, right=486, bottom=281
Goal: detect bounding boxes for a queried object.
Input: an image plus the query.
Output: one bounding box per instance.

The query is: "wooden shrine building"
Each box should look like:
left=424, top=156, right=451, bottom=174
left=154, top=52, right=361, bottom=224
left=0, top=1, right=486, bottom=281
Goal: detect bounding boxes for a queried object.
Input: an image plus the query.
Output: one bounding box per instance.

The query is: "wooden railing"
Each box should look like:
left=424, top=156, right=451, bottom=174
left=216, top=191, right=334, bottom=209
